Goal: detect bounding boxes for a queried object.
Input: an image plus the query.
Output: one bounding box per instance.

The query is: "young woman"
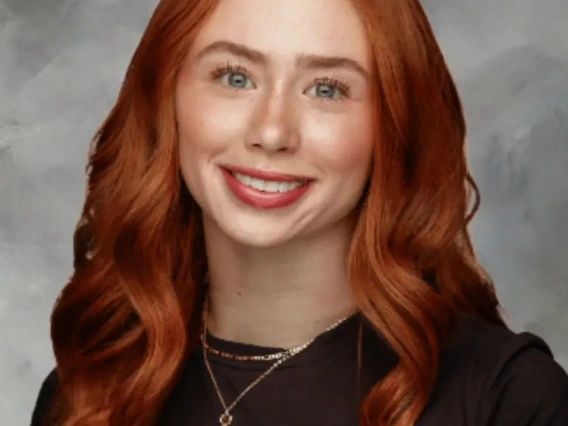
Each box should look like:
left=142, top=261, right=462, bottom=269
left=31, top=0, right=568, bottom=425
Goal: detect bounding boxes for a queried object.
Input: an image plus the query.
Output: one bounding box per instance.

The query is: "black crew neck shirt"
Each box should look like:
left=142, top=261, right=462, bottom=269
left=31, top=315, right=568, bottom=425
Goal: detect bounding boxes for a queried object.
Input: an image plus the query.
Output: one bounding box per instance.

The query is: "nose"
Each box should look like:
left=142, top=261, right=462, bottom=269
left=244, top=92, right=300, bottom=154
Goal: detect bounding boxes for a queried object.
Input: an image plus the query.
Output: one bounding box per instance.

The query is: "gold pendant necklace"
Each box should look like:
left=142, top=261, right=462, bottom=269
left=201, top=301, right=350, bottom=425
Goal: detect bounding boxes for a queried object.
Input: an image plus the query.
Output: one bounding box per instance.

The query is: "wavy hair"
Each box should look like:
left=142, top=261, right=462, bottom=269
left=46, top=0, right=505, bottom=424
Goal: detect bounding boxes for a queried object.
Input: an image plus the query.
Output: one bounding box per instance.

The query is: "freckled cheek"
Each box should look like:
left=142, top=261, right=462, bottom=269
left=303, top=115, right=374, bottom=179
left=176, top=90, right=252, bottom=153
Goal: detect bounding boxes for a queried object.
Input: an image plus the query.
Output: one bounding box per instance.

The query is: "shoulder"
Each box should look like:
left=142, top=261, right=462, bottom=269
left=432, top=316, right=568, bottom=425
left=30, top=369, right=58, bottom=426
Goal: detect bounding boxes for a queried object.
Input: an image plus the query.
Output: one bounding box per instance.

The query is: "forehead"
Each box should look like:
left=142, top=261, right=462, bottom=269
left=190, top=0, right=371, bottom=66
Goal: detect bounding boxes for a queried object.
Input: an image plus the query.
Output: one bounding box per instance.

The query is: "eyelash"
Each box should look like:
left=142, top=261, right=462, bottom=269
left=312, top=76, right=351, bottom=99
left=210, top=62, right=352, bottom=100
left=210, top=62, right=250, bottom=81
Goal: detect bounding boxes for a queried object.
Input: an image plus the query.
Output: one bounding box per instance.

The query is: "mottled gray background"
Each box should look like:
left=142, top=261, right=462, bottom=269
left=0, top=0, right=567, bottom=424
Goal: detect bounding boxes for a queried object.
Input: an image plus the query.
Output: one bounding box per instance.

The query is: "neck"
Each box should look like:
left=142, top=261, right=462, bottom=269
left=202, top=215, right=358, bottom=348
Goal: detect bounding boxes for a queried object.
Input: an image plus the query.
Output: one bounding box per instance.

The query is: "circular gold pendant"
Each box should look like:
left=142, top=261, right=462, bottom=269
left=219, top=413, right=233, bottom=425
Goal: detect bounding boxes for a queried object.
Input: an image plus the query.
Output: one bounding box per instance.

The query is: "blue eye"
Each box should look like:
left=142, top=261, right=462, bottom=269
left=223, top=72, right=249, bottom=88
left=305, top=78, right=350, bottom=101
left=312, top=84, right=339, bottom=99
left=213, top=65, right=255, bottom=90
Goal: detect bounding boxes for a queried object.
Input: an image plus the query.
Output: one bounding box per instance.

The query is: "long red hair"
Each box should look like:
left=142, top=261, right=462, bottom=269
left=47, top=0, right=504, bottom=424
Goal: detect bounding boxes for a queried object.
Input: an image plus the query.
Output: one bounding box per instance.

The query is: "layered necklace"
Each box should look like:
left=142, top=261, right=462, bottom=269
left=200, top=301, right=351, bottom=425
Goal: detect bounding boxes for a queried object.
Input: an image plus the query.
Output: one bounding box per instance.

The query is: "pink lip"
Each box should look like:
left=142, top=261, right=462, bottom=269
left=220, top=166, right=314, bottom=209
left=222, top=165, right=312, bottom=183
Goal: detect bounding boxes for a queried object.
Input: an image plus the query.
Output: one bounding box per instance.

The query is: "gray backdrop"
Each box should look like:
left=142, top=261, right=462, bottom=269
left=1, top=0, right=567, bottom=424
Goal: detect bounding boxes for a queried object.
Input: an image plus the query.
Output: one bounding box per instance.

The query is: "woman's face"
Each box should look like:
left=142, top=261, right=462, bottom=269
left=176, top=0, right=375, bottom=247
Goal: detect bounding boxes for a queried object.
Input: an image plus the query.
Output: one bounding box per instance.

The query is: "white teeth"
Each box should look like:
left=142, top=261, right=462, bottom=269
left=232, top=172, right=305, bottom=193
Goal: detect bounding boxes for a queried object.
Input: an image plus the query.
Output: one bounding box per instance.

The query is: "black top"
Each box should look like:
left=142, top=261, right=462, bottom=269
left=31, top=315, right=568, bottom=425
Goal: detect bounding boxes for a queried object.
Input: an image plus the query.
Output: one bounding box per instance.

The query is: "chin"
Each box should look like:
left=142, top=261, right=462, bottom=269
left=215, top=216, right=301, bottom=249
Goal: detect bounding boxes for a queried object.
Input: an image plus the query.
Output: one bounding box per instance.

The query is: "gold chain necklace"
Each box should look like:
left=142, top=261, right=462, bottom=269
left=201, top=303, right=350, bottom=425
left=202, top=338, right=290, bottom=362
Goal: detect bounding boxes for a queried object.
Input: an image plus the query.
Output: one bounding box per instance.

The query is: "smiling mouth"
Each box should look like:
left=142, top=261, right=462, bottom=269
left=221, top=166, right=314, bottom=209
left=229, top=171, right=309, bottom=193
